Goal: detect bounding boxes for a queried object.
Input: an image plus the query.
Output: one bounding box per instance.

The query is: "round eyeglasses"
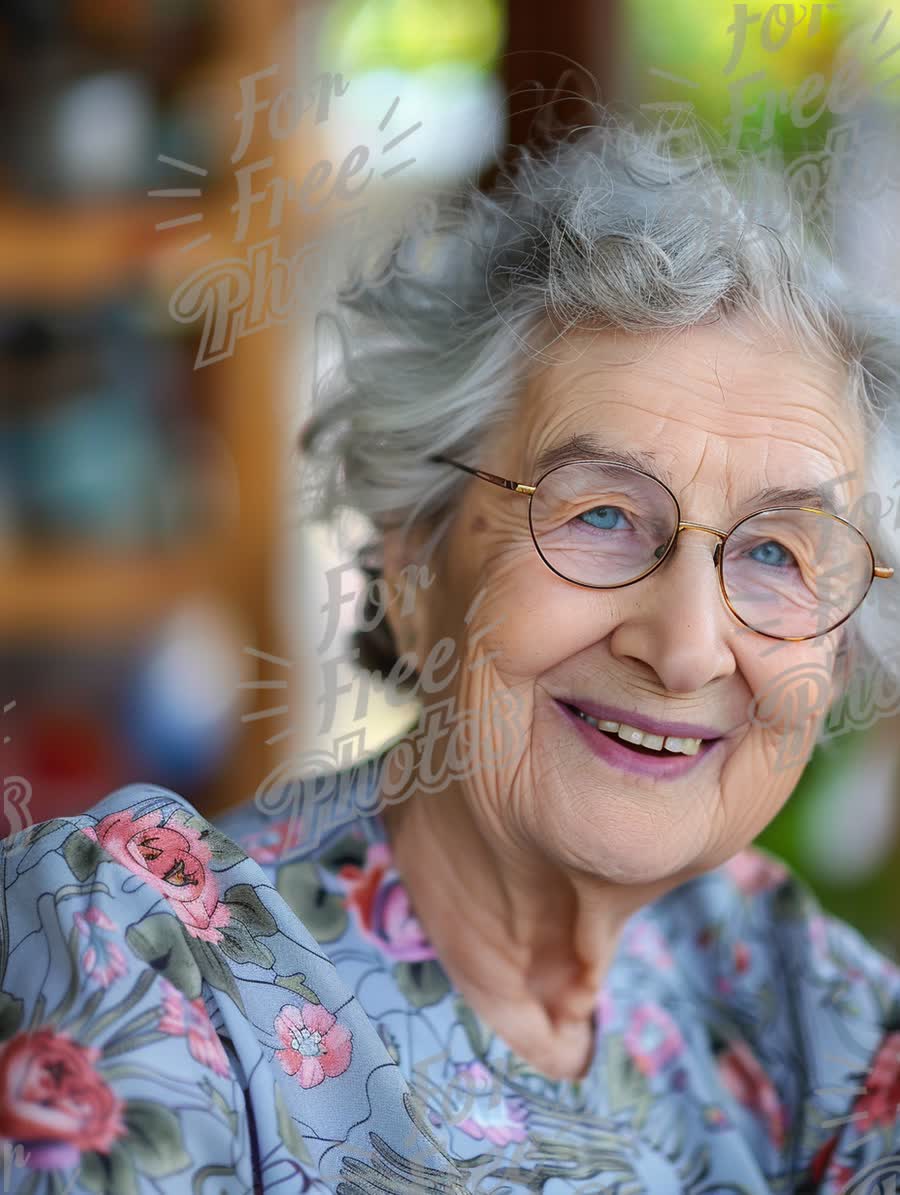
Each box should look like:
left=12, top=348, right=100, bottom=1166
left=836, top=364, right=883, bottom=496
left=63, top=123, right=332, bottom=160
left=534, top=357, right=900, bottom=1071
left=430, top=454, right=895, bottom=642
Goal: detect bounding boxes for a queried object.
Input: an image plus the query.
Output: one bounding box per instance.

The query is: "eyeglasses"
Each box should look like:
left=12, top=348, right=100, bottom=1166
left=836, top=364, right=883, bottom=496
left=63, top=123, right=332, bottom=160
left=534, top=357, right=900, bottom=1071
left=429, top=454, right=895, bottom=642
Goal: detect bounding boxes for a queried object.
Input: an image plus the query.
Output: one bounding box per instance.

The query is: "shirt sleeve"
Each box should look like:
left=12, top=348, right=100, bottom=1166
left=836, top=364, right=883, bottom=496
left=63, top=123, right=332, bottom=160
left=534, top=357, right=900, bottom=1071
left=0, top=783, right=468, bottom=1195
left=0, top=785, right=277, bottom=1193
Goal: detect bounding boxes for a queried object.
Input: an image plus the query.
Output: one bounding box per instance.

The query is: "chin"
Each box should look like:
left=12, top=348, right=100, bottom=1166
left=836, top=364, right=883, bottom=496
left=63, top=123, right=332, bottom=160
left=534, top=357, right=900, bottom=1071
left=530, top=795, right=707, bottom=888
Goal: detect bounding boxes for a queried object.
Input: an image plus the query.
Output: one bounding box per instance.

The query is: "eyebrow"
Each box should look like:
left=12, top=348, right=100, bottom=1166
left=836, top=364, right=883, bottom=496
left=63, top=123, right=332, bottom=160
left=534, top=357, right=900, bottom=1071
left=531, top=434, right=842, bottom=517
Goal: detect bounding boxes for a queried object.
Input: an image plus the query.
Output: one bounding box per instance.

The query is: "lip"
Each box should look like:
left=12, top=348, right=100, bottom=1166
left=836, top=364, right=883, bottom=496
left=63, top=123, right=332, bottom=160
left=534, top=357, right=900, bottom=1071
left=560, top=698, right=727, bottom=742
left=553, top=699, right=724, bottom=779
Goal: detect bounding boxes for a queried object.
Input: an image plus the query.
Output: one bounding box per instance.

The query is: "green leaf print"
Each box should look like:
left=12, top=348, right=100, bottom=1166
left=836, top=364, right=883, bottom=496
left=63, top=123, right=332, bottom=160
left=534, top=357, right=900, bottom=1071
left=277, top=861, right=348, bottom=942
left=317, top=833, right=367, bottom=873
left=275, top=972, right=320, bottom=1004
left=395, top=959, right=451, bottom=1008
left=454, top=998, right=488, bottom=1059
left=223, top=882, right=277, bottom=937
left=62, top=830, right=104, bottom=883
left=275, top=1080, right=314, bottom=1163
left=125, top=914, right=202, bottom=999
left=203, top=1075, right=240, bottom=1134
left=217, top=916, right=276, bottom=969
left=78, top=1143, right=139, bottom=1195
left=605, top=1031, right=652, bottom=1122
left=121, top=1100, right=191, bottom=1177
left=0, top=989, right=24, bottom=1041
left=186, top=937, right=246, bottom=1016
left=178, top=813, right=248, bottom=870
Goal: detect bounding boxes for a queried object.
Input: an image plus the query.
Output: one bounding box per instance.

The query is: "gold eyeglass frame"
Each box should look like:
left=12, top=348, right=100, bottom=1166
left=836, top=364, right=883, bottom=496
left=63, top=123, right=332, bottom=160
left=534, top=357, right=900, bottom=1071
left=430, top=453, right=895, bottom=643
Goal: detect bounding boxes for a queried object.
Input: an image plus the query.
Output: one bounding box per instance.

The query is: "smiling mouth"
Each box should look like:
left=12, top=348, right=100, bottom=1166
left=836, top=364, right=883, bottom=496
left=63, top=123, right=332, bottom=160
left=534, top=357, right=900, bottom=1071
left=560, top=702, right=715, bottom=757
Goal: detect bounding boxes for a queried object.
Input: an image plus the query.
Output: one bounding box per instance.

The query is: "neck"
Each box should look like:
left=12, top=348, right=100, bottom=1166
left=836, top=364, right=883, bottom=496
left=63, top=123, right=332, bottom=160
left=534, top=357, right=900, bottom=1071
left=376, top=736, right=664, bottom=1081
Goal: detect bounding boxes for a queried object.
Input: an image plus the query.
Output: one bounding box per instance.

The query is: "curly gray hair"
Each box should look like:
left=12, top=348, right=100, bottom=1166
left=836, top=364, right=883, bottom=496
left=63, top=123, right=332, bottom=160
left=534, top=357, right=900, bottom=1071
left=299, top=109, right=900, bottom=703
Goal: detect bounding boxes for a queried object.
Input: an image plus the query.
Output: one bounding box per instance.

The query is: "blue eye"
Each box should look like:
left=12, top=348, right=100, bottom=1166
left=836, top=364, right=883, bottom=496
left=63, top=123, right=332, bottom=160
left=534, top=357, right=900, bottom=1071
left=749, top=540, right=795, bottom=568
left=578, top=506, right=627, bottom=530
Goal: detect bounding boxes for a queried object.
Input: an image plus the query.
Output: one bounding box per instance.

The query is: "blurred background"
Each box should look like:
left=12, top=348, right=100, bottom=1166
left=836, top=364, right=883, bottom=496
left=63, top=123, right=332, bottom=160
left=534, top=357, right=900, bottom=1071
left=1, top=0, right=898, bottom=957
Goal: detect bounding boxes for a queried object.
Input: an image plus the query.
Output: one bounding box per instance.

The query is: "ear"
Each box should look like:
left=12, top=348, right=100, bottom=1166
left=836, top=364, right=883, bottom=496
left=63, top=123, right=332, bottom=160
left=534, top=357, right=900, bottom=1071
left=380, top=525, right=432, bottom=666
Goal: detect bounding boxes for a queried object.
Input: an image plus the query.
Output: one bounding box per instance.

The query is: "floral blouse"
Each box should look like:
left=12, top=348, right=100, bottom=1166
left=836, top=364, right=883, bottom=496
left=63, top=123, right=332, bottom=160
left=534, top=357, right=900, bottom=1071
left=1, top=747, right=900, bottom=1194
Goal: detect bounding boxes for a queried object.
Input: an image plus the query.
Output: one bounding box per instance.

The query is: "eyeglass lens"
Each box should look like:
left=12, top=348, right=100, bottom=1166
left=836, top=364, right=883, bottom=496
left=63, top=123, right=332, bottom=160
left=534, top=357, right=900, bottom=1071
left=529, top=462, right=873, bottom=638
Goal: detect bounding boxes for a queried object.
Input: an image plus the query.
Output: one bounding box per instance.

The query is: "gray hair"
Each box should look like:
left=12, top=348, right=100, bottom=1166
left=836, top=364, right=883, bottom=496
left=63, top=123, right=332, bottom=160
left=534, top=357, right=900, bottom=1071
left=300, top=108, right=900, bottom=704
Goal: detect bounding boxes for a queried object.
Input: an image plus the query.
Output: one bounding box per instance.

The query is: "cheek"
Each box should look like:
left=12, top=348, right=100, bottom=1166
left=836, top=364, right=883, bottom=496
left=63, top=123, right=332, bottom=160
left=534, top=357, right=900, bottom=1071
left=458, top=565, right=623, bottom=684
left=728, top=643, right=836, bottom=798
left=744, top=643, right=836, bottom=735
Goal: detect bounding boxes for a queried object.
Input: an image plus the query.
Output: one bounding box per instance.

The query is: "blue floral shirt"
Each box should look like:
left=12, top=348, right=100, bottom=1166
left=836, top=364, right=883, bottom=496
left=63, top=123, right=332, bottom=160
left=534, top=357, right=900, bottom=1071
left=1, top=747, right=899, bottom=1194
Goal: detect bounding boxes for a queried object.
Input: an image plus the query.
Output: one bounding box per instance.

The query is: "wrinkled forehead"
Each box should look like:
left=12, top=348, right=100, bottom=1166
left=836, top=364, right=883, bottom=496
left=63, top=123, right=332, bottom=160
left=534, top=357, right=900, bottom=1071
left=509, top=321, right=867, bottom=507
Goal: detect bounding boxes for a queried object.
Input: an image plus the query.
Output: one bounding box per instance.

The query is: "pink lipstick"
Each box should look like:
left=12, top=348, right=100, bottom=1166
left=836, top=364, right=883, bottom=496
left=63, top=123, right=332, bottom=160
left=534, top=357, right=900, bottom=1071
left=553, top=699, right=724, bottom=779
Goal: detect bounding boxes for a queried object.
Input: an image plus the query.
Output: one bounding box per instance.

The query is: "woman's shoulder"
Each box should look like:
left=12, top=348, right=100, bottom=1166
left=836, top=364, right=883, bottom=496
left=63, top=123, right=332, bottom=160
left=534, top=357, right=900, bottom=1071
left=0, top=783, right=260, bottom=1191
left=650, top=841, right=900, bottom=1066
left=663, top=842, right=900, bottom=997
left=642, top=844, right=900, bottom=1191
left=0, top=782, right=458, bottom=1193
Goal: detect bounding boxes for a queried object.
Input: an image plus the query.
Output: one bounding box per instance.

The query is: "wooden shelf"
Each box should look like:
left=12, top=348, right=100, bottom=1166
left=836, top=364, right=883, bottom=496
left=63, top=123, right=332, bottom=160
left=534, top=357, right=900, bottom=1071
left=0, top=543, right=230, bottom=638
left=0, top=191, right=238, bottom=305
left=0, top=0, right=303, bottom=815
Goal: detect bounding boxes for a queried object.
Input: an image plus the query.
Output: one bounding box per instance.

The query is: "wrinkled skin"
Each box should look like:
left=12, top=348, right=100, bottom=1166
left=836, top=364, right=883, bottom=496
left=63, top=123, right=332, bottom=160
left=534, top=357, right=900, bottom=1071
left=378, top=319, right=866, bottom=1080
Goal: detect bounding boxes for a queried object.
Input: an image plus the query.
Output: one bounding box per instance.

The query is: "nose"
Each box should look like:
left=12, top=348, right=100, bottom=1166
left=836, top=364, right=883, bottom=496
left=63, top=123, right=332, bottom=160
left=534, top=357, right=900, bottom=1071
left=608, top=530, right=737, bottom=693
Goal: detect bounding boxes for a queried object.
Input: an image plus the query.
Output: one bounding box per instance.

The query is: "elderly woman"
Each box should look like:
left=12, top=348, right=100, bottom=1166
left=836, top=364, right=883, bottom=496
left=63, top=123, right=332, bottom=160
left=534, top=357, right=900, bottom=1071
left=3, top=116, right=900, bottom=1195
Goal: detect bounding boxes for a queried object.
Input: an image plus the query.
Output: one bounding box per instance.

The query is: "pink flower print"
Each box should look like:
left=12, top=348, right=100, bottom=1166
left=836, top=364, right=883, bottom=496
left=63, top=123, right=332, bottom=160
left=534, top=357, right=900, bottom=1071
left=0, top=1027, right=126, bottom=1156
left=626, top=920, right=674, bottom=971
left=340, top=843, right=436, bottom=962
left=733, top=942, right=751, bottom=975
left=73, top=908, right=127, bottom=988
left=84, top=808, right=230, bottom=943
left=722, top=848, right=788, bottom=895
left=624, top=1004, right=684, bottom=1077
left=275, top=1001, right=353, bottom=1089
left=157, top=980, right=230, bottom=1078
left=595, top=985, right=616, bottom=1032
left=714, top=942, right=751, bottom=995
left=452, top=1061, right=529, bottom=1147
left=717, top=1039, right=788, bottom=1150
left=808, top=914, right=830, bottom=960
left=848, top=1030, right=900, bottom=1135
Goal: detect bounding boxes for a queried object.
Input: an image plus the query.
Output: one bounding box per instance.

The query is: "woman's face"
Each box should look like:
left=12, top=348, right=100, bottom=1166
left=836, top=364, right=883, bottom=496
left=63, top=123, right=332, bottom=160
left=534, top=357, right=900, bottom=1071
left=387, top=320, right=868, bottom=886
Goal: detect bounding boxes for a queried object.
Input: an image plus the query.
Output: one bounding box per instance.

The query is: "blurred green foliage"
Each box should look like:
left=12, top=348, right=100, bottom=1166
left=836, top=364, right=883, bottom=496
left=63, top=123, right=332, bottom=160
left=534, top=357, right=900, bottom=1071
left=756, top=731, right=900, bottom=961
left=321, top=0, right=505, bottom=73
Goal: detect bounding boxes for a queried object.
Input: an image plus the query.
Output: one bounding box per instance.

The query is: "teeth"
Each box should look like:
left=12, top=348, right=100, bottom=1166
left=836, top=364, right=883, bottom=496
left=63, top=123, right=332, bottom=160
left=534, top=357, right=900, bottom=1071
left=571, top=709, right=703, bottom=755
left=624, top=729, right=664, bottom=751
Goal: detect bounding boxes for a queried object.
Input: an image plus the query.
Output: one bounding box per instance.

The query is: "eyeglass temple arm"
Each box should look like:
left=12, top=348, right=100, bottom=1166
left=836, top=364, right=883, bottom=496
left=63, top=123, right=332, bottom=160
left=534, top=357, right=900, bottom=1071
left=429, top=454, right=535, bottom=495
